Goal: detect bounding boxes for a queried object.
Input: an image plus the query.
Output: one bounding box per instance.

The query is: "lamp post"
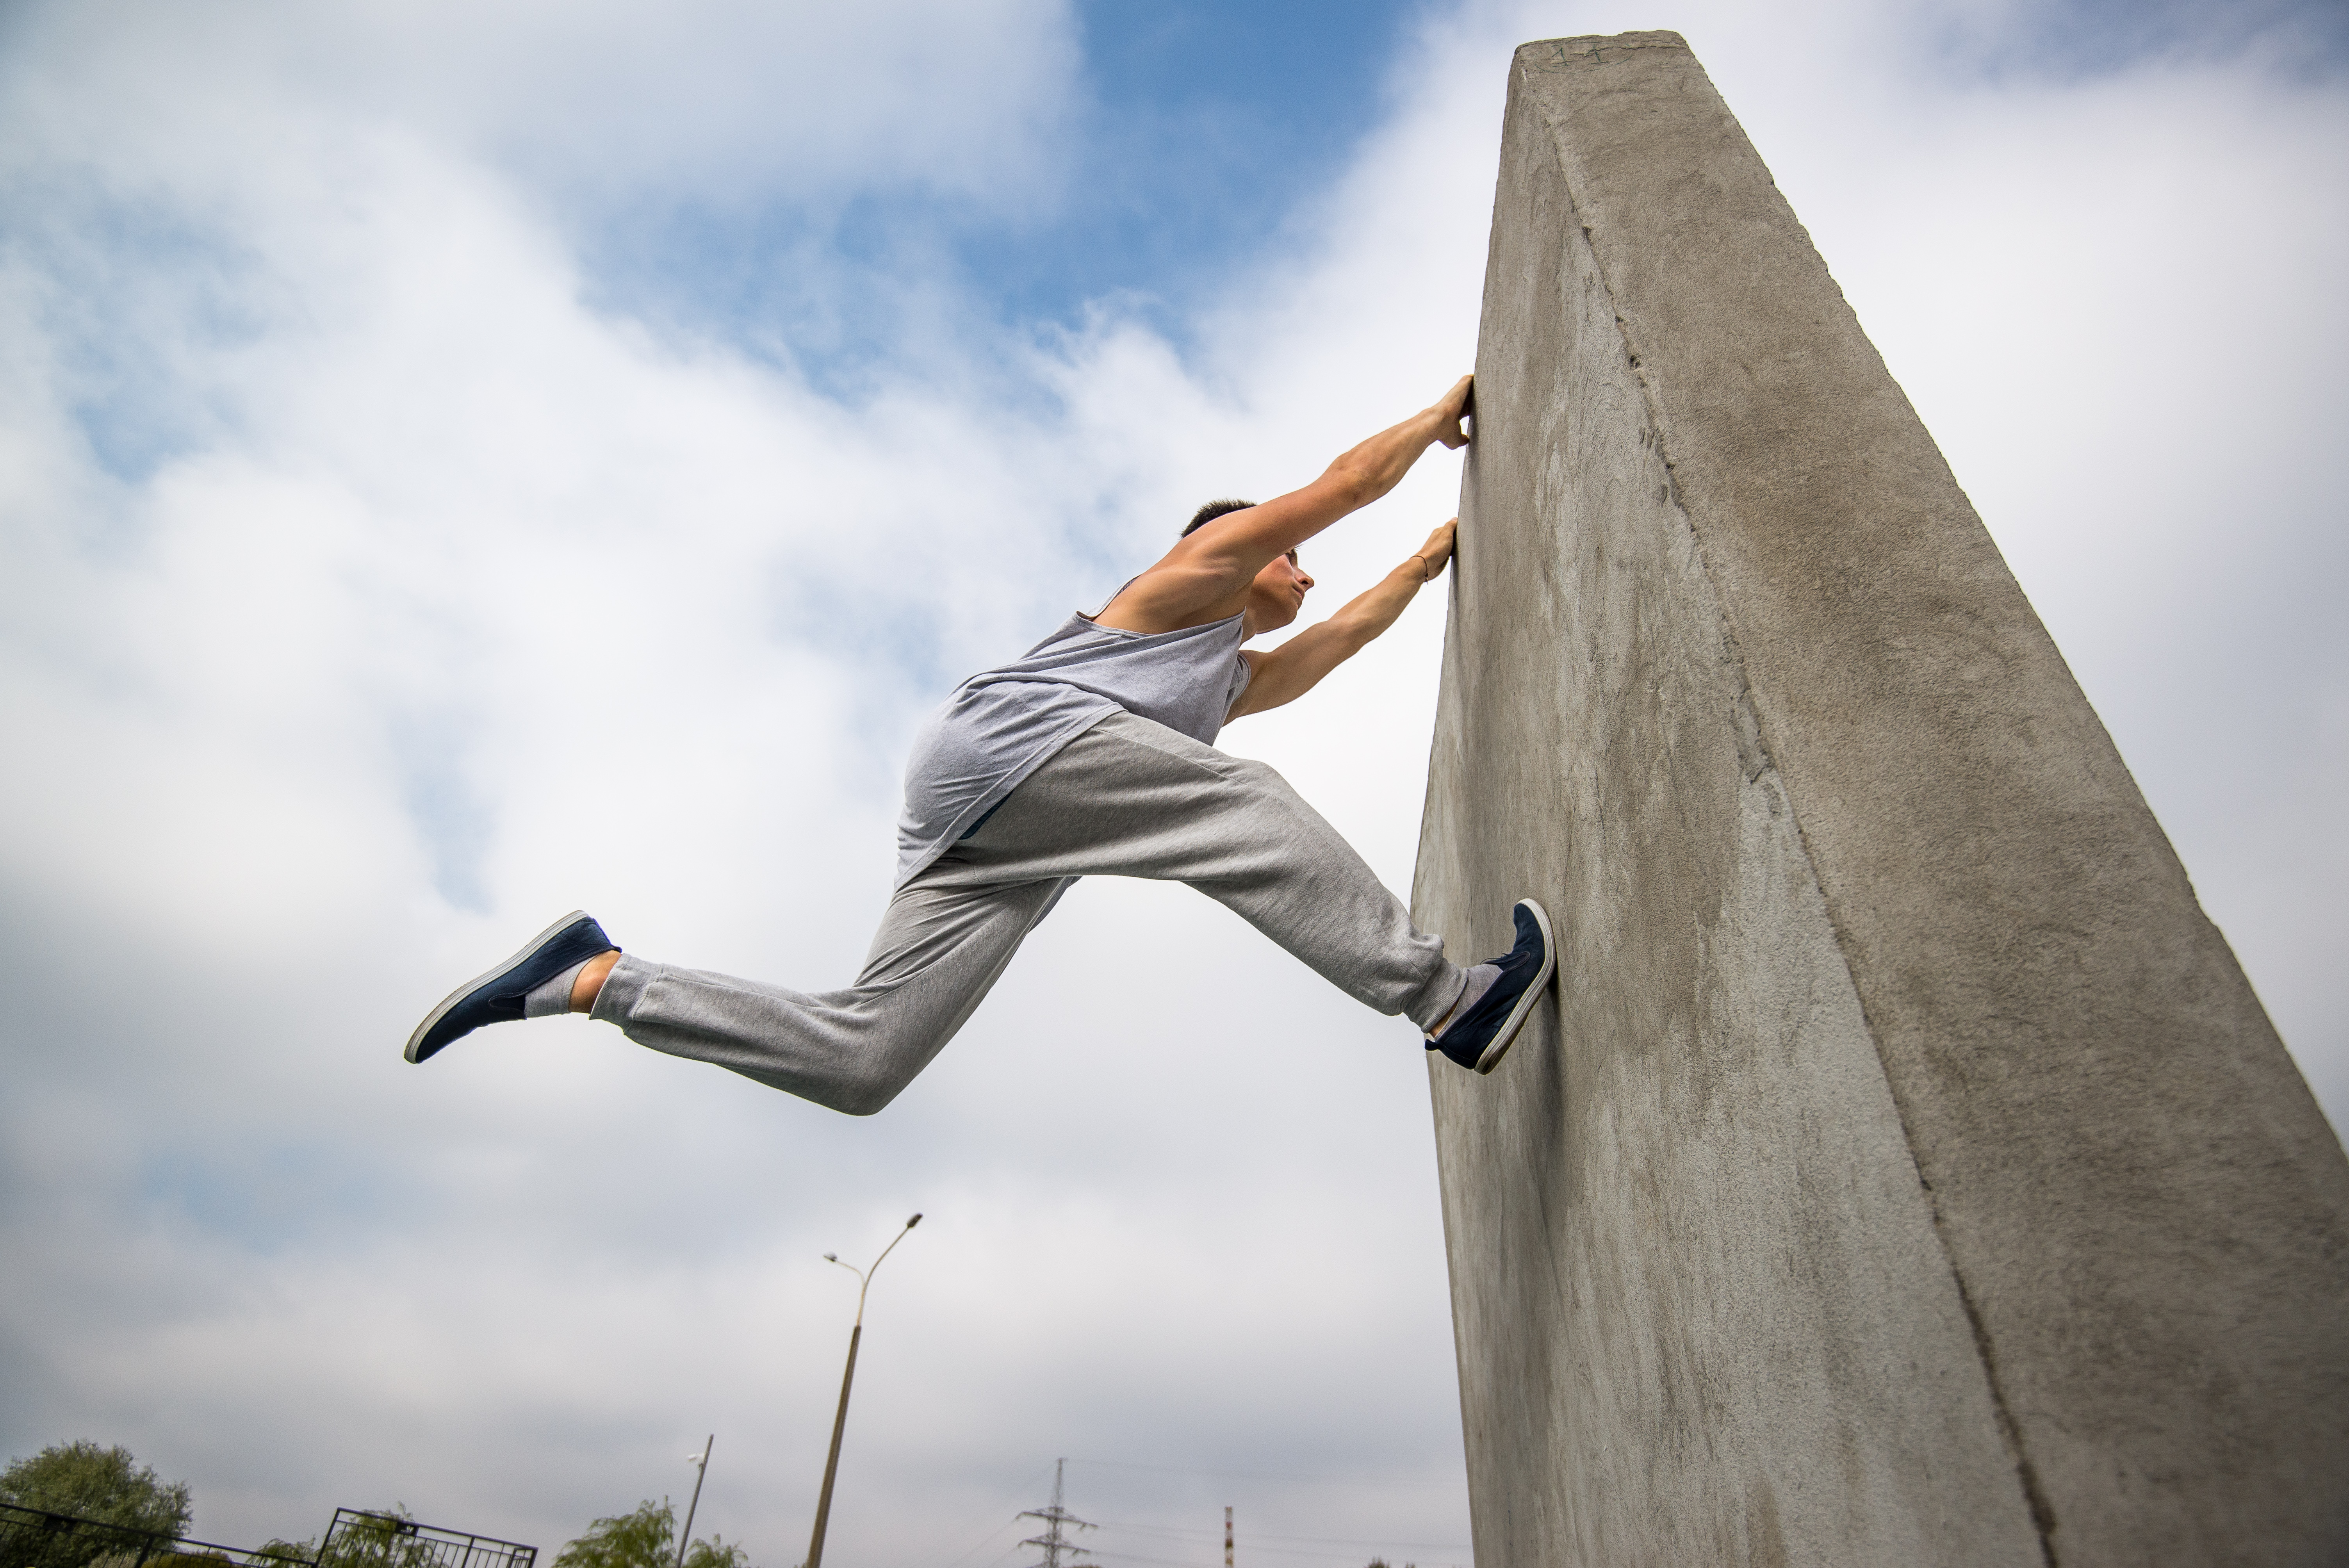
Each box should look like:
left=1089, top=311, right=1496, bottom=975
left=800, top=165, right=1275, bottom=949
left=802, top=1212, right=921, bottom=1568
left=675, top=1435, right=712, bottom=1568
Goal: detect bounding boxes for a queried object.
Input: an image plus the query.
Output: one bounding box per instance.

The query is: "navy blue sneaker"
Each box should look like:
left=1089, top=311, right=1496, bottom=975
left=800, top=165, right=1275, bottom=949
left=1428, top=900, right=1555, bottom=1074
left=404, top=911, right=617, bottom=1064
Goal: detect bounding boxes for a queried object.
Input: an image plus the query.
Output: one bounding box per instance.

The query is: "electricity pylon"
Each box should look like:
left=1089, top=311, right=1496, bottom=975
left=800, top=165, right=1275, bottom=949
left=1018, top=1459, right=1095, bottom=1568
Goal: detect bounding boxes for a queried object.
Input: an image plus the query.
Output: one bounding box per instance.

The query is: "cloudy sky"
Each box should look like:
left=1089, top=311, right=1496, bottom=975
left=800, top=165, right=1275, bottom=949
left=2, top=2, right=2343, bottom=1566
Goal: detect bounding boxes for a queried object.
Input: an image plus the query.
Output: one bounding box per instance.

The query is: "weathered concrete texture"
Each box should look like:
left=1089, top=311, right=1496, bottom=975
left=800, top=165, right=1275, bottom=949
left=1415, top=32, right=2349, bottom=1568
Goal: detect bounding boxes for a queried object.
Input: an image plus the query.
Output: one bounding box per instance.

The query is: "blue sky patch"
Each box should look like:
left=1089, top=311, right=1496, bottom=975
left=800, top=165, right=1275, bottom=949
left=576, top=0, right=1421, bottom=387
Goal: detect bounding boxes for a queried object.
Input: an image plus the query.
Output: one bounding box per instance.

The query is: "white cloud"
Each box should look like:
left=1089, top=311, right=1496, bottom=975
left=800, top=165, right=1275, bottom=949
left=0, top=0, right=1079, bottom=209
left=1, top=2, right=2342, bottom=1566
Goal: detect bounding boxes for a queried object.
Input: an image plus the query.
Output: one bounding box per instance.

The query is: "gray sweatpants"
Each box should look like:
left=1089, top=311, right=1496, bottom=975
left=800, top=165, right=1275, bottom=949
left=592, top=711, right=1467, bottom=1114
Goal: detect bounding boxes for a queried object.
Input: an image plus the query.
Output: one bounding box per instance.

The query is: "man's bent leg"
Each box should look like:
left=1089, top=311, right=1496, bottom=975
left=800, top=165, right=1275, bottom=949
left=590, top=875, right=1070, bottom=1114
left=935, top=714, right=1467, bottom=1033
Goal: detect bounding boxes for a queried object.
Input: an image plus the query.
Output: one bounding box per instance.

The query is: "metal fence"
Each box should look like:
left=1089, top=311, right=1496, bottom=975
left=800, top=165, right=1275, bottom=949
left=317, top=1512, right=533, bottom=1568
left=0, top=1504, right=534, bottom=1568
left=0, top=1502, right=314, bottom=1568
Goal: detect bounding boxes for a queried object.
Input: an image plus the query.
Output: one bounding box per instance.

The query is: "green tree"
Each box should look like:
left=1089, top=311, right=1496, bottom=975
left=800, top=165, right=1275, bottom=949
left=312, top=1510, right=434, bottom=1568
left=245, top=1508, right=431, bottom=1568
left=246, top=1546, right=315, bottom=1568
left=275, top=1502, right=570, bottom=1568
left=0, top=1442, right=192, bottom=1536
left=552, top=1502, right=747, bottom=1568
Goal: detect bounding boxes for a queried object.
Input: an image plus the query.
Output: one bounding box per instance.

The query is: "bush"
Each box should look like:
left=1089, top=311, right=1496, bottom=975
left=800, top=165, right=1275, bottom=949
left=553, top=1502, right=747, bottom=1568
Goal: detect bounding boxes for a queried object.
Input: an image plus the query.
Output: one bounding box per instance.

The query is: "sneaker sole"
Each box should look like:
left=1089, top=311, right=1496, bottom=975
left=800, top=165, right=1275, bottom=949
left=1474, top=899, right=1556, bottom=1075
left=404, top=909, right=593, bottom=1064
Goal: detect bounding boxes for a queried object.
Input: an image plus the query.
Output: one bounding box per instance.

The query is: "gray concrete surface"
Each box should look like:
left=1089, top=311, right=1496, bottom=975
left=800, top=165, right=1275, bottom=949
left=1415, top=32, right=2349, bottom=1567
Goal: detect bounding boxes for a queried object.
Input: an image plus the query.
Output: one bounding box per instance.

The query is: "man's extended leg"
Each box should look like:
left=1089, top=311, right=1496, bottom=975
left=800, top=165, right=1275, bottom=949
left=588, top=875, right=1073, bottom=1114
left=926, top=711, right=1473, bottom=1034
left=413, top=712, right=1515, bottom=1102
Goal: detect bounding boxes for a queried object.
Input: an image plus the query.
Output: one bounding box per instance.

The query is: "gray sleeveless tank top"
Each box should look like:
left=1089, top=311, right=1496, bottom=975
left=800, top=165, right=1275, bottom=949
left=894, top=605, right=1253, bottom=886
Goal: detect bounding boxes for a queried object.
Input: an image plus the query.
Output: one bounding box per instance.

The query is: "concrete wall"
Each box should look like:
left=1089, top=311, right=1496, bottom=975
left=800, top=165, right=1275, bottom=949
left=1414, top=32, right=2349, bottom=1567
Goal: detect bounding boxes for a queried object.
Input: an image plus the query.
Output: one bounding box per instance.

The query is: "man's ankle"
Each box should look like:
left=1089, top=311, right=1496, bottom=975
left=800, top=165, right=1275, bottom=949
left=1429, top=962, right=1500, bottom=1040
left=571, top=950, right=622, bottom=1013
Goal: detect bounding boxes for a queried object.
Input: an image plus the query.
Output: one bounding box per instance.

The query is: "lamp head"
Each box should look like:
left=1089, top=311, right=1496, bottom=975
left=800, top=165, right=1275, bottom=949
left=906, top=1213, right=922, bottom=1228
left=822, top=1253, right=838, bottom=1262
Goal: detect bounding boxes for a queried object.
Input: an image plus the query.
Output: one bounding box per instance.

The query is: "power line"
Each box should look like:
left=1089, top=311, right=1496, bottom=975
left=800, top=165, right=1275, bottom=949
left=1062, top=1459, right=1457, bottom=1488
left=954, top=1458, right=1469, bottom=1568
left=1091, top=1534, right=1465, bottom=1567
left=1087, top=1554, right=1465, bottom=1568
left=1091, top=1521, right=1470, bottom=1552
left=925, top=1462, right=1063, bottom=1568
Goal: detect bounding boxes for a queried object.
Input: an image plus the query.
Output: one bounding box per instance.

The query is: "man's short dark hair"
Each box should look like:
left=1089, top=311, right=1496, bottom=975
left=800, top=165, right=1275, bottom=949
left=1182, top=498, right=1256, bottom=538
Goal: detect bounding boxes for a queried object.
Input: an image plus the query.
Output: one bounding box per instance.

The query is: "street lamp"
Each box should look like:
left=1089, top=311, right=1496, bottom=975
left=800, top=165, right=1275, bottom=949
left=802, top=1212, right=921, bottom=1568
left=675, top=1436, right=712, bottom=1568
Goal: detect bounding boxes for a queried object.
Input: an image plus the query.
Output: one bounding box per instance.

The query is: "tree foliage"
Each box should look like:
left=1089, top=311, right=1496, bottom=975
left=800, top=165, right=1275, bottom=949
left=0, top=1443, right=192, bottom=1538
left=552, top=1502, right=747, bottom=1568
left=317, top=1510, right=434, bottom=1568
left=250, top=1507, right=433, bottom=1568
left=0, top=1443, right=196, bottom=1568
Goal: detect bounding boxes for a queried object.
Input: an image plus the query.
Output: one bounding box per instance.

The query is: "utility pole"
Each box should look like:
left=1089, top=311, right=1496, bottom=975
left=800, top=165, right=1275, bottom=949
left=675, top=1435, right=713, bottom=1568
left=1224, top=1505, right=1233, bottom=1568
left=1018, top=1459, right=1095, bottom=1568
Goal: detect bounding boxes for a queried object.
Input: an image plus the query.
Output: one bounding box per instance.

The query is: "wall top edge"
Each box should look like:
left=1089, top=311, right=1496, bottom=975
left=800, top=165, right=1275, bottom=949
left=1513, top=30, right=1690, bottom=63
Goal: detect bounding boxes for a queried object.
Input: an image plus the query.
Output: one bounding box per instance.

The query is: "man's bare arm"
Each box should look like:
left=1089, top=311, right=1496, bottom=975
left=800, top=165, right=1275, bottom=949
left=1097, top=377, right=1471, bottom=634
left=1227, top=520, right=1456, bottom=719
